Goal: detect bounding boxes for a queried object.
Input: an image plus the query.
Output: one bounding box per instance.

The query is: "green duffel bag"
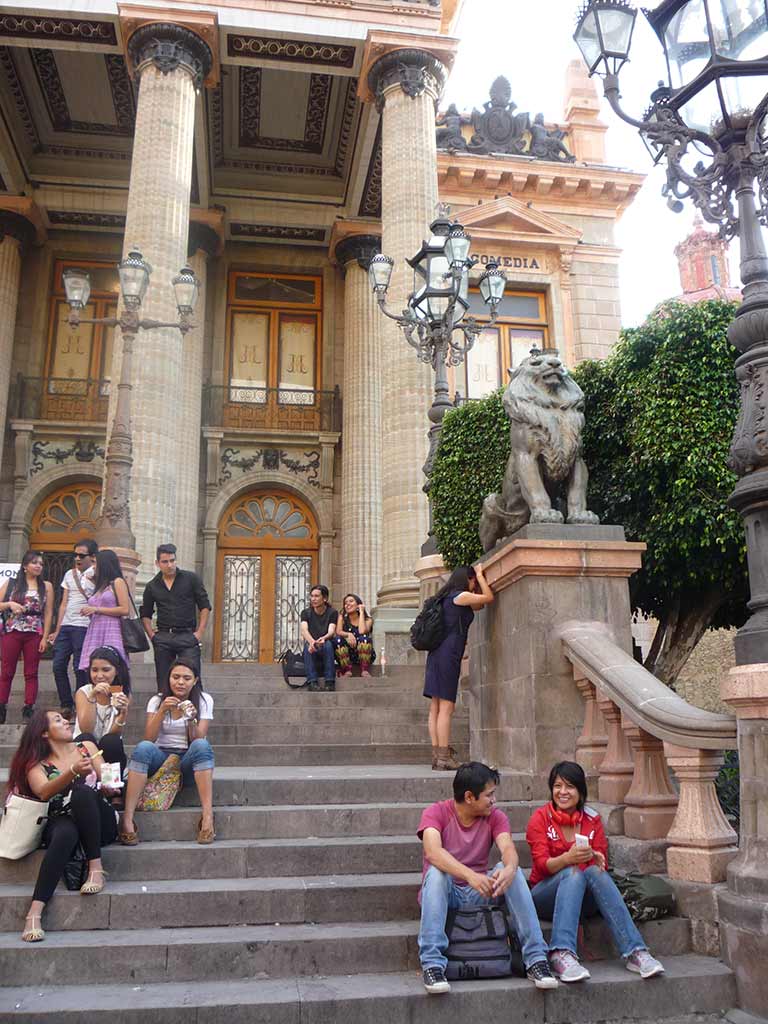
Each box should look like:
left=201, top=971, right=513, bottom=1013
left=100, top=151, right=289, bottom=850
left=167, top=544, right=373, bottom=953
left=608, top=870, right=676, bottom=922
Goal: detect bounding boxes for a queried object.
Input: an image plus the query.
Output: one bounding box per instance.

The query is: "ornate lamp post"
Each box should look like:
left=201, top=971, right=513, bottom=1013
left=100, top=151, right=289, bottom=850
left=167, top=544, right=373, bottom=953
left=369, top=206, right=507, bottom=553
left=63, top=251, right=199, bottom=556
left=574, top=0, right=768, bottom=665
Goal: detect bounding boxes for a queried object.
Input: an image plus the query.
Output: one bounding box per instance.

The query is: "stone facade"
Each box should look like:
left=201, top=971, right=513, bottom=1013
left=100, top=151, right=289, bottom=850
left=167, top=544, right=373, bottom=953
left=0, top=2, right=642, bottom=663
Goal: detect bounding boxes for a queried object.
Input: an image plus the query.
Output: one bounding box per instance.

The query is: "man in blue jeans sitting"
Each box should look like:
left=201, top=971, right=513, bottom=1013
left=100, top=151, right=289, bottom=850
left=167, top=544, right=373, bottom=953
left=300, top=585, right=337, bottom=692
left=417, top=761, right=557, bottom=994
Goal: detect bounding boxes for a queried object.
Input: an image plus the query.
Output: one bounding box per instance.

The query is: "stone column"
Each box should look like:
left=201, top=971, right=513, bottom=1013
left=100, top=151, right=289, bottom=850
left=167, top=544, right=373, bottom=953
left=113, top=24, right=211, bottom=579
left=335, top=234, right=382, bottom=607
left=173, top=224, right=216, bottom=570
left=367, top=49, right=446, bottom=613
left=0, top=213, right=32, bottom=456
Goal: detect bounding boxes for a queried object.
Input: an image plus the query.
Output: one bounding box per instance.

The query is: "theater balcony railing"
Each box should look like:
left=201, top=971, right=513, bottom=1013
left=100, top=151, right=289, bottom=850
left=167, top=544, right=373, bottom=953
left=8, top=375, right=110, bottom=500
left=202, top=384, right=341, bottom=434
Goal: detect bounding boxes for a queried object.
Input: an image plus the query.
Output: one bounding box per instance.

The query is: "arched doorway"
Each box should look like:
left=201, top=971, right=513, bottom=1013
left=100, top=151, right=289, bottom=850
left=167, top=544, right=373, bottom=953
left=214, top=489, right=318, bottom=663
left=29, top=481, right=102, bottom=621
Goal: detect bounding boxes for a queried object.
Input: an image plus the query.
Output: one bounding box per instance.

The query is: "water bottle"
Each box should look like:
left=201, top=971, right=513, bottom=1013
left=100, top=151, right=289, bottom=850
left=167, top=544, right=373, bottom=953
left=380, top=646, right=386, bottom=676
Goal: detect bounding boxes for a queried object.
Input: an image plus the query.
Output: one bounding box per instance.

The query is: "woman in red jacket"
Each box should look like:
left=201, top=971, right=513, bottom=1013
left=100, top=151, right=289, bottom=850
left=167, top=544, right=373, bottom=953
left=526, top=761, right=664, bottom=983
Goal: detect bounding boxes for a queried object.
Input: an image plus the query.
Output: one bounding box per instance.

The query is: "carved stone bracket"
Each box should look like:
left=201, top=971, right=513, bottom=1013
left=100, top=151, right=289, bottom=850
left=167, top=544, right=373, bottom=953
left=127, top=23, right=213, bottom=90
left=368, top=48, right=446, bottom=114
left=334, top=234, right=382, bottom=274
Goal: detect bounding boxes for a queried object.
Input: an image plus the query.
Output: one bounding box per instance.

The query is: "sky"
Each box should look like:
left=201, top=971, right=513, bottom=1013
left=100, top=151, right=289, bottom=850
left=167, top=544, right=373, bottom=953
left=442, top=0, right=741, bottom=327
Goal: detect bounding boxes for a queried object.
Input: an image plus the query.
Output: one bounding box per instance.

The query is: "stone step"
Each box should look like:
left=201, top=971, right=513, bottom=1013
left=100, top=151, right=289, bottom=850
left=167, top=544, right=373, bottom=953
left=0, top=916, right=695, bottom=987
left=0, top=875, right=692, bottom=958
left=0, top=765, right=536, bottom=806
left=110, top=722, right=470, bottom=746
left=0, top=740, right=466, bottom=768
left=0, top=958, right=737, bottom=1024
left=0, top=833, right=525, bottom=884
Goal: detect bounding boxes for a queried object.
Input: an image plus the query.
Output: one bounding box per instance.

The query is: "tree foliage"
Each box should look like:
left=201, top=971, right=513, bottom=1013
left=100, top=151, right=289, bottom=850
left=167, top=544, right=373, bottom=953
left=431, top=298, right=748, bottom=683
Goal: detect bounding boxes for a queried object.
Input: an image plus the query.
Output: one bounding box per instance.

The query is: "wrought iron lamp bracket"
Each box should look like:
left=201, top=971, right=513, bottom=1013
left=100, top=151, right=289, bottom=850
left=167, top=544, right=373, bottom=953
left=67, top=310, right=195, bottom=335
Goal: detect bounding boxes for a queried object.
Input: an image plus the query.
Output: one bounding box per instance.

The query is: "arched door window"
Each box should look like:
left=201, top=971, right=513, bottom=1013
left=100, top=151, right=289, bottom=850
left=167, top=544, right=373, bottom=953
left=215, top=490, right=318, bottom=663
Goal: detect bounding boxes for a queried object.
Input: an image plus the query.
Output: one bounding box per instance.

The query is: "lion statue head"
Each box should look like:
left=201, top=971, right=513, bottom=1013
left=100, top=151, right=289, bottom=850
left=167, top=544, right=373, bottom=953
left=503, top=348, right=585, bottom=481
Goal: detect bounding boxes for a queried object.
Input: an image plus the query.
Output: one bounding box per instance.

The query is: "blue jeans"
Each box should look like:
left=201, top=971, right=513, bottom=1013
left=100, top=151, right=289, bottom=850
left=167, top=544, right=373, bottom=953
left=418, top=863, right=549, bottom=971
left=303, top=639, right=336, bottom=683
left=531, top=865, right=645, bottom=959
left=52, top=625, right=88, bottom=705
left=127, top=739, right=215, bottom=784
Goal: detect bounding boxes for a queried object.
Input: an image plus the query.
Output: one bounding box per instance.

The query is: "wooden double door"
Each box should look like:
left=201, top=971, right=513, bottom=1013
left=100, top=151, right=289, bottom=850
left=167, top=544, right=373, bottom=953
left=214, top=490, right=318, bottom=663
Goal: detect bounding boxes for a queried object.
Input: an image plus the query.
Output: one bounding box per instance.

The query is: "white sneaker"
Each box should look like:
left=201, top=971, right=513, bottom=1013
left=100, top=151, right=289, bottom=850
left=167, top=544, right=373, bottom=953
left=626, top=949, right=665, bottom=979
left=549, top=949, right=591, bottom=983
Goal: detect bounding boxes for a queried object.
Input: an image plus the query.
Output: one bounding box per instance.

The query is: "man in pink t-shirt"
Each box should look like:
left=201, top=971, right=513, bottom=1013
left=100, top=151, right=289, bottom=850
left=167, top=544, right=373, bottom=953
left=417, top=762, right=556, bottom=995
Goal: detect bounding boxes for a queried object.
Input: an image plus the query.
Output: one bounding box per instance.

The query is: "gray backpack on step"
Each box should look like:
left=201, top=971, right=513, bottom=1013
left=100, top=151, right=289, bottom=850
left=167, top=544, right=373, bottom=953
left=444, top=902, right=524, bottom=981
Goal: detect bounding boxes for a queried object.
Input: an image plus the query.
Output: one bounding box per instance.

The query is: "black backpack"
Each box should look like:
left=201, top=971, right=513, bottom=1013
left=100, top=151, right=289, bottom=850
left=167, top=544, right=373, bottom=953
left=410, top=595, right=446, bottom=651
left=445, top=903, right=524, bottom=981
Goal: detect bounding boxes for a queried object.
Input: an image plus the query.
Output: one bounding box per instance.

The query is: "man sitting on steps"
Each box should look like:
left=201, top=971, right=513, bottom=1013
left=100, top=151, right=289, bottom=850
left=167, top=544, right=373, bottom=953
left=417, top=761, right=557, bottom=994
left=300, top=584, right=337, bottom=692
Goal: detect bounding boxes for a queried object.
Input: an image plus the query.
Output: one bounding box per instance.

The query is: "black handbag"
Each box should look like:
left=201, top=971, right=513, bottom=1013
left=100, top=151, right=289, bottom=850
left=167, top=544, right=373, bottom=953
left=278, top=649, right=308, bottom=689
left=113, top=585, right=150, bottom=654
left=62, top=842, right=88, bottom=890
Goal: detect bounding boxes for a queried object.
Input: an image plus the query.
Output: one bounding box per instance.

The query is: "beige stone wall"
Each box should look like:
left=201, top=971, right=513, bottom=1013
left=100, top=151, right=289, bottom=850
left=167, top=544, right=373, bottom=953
left=570, top=258, right=622, bottom=363
left=675, top=629, right=736, bottom=715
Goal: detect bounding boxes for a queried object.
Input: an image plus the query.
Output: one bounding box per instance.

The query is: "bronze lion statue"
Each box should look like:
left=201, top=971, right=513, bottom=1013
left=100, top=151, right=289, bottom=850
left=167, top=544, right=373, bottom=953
left=479, top=348, right=599, bottom=552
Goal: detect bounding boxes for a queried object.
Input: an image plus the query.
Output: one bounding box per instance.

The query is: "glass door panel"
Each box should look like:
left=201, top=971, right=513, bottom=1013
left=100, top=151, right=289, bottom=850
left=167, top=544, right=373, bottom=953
left=466, top=327, right=501, bottom=399
left=278, top=314, right=316, bottom=404
left=509, top=327, right=546, bottom=369
left=230, top=312, right=269, bottom=403
left=273, top=555, right=312, bottom=658
left=220, top=554, right=262, bottom=662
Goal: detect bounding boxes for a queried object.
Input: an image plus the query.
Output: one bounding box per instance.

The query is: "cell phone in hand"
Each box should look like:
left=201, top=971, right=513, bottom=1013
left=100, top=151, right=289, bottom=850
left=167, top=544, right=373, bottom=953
left=574, top=833, right=590, bottom=849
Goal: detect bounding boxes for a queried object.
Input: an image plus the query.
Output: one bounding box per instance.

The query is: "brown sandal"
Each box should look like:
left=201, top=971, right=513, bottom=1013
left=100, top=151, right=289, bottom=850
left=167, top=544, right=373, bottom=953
left=197, top=815, right=216, bottom=845
left=119, top=825, right=139, bottom=846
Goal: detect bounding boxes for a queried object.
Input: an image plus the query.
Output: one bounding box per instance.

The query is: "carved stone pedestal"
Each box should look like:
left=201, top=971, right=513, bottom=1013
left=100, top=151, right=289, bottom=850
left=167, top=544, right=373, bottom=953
left=718, top=663, right=768, bottom=1015
left=467, top=524, right=644, bottom=796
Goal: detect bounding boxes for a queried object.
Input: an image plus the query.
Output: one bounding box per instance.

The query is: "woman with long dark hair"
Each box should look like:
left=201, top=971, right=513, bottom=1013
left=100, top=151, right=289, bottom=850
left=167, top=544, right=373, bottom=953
left=526, top=761, right=665, bottom=982
left=119, top=657, right=215, bottom=846
left=0, top=551, right=54, bottom=723
left=424, top=564, right=493, bottom=771
left=78, top=549, right=130, bottom=671
left=6, top=708, right=118, bottom=942
left=334, top=593, right=375, bottom=678
left=73, top=646, right=132, bottom=775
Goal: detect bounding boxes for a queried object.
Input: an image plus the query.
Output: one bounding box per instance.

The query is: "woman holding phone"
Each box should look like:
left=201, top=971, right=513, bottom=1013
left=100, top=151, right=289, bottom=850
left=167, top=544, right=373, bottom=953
left=119, top=657, right=215, bottom=846
left=73, top=646, right=132, bottom=775
left=526, top=761, right=664, bottom=983
left=6, top=709, right=118, bottom=942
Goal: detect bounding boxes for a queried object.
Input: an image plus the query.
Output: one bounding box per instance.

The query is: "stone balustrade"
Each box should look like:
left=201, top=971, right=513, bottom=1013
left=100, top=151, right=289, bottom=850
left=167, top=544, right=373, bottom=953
left=561, top=621, right=738, bottom=883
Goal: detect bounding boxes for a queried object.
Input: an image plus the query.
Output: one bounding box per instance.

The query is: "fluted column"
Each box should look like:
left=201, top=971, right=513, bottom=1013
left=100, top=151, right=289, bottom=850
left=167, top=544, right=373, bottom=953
left=111, top=24, right=211, bottom=577
left=336, top=234, right=383, bottom=607
left=0, top=213, right=32, bottom=453
left=368, top=48, right=446, bottom=609
left=173, top=224, right=215, bottom=569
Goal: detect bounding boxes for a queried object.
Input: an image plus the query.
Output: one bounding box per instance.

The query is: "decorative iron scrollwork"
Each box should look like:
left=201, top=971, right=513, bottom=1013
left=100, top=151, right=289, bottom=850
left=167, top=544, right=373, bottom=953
left=30, top=439, right=105, bottom=476
left=220, top=446, right=320, bottom=486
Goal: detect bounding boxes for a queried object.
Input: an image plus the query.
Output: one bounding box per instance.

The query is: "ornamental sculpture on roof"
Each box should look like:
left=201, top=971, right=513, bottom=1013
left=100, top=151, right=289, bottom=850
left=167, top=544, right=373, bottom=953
left=436, top=76, right=575, bottom=163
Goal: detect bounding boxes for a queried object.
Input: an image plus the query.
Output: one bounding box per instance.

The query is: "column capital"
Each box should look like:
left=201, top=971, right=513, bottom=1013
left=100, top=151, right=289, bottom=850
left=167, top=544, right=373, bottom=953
left=334, top=234, right=381, bottom=274
left=368, top=48, right=446, bottom=113
left=0, top=210, right=35, bottom=248
left=126, top=21, right=213, bottom=90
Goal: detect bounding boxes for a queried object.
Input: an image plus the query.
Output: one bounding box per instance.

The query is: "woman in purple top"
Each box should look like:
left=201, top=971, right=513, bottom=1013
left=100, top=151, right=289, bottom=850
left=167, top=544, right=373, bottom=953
left=79, top=550, right=130, bottom=671
left=423, top=564, right=494, bottom=771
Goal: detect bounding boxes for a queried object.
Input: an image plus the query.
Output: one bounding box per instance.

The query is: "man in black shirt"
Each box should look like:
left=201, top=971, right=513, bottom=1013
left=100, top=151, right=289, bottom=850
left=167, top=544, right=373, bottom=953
left=300, top=584, right=337, bottom=692
left=140, top=543, right=212, bottom=686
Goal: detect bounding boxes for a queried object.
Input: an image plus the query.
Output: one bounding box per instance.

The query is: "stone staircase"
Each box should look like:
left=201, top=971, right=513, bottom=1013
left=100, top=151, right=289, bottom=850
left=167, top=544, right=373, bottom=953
left=0, top=662, right=737, bottom=1022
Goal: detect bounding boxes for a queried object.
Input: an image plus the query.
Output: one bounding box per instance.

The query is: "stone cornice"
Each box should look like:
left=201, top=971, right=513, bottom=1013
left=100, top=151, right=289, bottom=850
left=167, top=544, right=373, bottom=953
left=120, top=7, right=218, bottom=88
left=358, top=29, right=458, bottom=105
left=438, top=151, right=645, bottom=215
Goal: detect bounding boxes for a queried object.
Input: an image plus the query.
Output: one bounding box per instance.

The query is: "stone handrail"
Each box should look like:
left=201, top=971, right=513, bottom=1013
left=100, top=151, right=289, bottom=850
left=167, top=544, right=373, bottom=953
left=561, top=621, right=738, bottom=884
left=561, top=621, right=736, bottom=749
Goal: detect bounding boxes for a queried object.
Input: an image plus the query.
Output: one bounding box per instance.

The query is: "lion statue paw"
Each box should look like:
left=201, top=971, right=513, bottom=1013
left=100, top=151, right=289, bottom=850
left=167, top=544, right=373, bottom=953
left=530, top=508, right=565, bottom=525
left=567, top=510, right=600, bottom=526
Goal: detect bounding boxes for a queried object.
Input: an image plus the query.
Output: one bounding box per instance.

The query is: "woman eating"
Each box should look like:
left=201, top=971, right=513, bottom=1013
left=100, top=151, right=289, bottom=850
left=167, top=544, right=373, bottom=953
left=119, top=657, right=215, bottom=846
left=526, top=760, right=665, bottom=982
left=73, top=645, right=131, bottom=775
left=6, top=709, right=118, bottom=942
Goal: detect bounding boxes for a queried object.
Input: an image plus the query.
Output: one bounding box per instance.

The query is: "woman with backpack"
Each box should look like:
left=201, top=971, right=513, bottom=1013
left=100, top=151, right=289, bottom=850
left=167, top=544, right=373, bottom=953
left=422, top=564, right=493, bottom=771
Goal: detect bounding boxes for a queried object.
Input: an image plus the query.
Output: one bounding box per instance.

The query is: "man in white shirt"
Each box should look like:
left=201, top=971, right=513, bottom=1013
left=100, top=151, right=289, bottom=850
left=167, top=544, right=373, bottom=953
left=50, top=539, right=97, bottom=713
